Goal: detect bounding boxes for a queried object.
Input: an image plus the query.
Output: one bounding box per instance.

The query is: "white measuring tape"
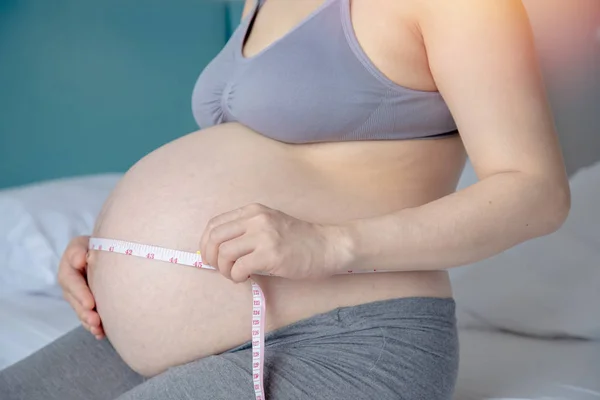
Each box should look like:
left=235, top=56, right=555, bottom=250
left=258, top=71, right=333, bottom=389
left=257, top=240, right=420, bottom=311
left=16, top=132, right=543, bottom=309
left=88, top=237, right=386, bottom=399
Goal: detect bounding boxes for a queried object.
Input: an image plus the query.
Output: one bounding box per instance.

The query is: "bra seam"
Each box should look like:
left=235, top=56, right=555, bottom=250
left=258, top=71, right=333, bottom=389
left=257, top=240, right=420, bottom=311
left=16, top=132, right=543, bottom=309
left=343, top=89, right=390, bottom=140
left=223, top=102, right=238, bottom=123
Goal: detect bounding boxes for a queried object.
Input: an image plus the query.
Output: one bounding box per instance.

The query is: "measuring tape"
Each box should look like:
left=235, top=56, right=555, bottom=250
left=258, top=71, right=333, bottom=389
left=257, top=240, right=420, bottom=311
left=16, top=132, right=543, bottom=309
left=88, top=237, right=386, bottom=399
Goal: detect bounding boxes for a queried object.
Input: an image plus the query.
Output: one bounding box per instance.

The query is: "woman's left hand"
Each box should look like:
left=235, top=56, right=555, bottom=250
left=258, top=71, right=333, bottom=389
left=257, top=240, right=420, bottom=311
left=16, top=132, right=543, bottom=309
left=200, top=203, right=351, bottom=283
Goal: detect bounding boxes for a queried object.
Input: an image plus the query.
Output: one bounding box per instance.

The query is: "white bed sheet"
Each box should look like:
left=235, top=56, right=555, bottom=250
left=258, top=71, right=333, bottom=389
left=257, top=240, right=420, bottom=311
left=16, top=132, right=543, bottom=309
left=1, top=291, right=599, bottom=399
left=0, top=291, right=78, bottom=370
left=455, top=330, right=600, bottom=400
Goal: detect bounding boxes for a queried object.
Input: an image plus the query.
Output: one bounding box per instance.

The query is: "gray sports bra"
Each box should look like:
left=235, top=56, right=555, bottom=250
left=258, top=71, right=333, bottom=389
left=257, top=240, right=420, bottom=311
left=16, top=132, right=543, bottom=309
left=192, top=0, right=458, bottom=143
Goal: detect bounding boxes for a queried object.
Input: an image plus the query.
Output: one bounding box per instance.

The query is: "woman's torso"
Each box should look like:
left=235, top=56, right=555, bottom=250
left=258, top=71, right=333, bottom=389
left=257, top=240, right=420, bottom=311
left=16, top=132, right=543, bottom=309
left=87, top=0, right=466, bottom=377
left=192, top=0, right=457, bottom=143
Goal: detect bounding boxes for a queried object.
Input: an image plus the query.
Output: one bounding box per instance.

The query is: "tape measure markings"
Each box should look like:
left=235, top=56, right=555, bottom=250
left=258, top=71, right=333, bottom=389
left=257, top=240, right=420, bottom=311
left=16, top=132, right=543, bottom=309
left=88, top=237, right=387, bottom=399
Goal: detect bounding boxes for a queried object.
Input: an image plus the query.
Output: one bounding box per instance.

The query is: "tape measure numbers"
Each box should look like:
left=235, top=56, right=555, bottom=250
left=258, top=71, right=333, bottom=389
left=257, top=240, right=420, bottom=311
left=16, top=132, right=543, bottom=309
left=88, top=237, right=386, bottom=400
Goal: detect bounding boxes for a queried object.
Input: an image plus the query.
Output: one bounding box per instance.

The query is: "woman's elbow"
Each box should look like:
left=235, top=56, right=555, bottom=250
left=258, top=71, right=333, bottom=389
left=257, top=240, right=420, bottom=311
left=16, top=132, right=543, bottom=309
left=537, top=178, right=571, bottom=235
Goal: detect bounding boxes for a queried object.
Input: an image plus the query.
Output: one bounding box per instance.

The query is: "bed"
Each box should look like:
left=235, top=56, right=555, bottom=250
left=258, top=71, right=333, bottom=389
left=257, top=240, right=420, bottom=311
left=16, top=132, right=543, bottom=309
left=1, top=293, right=599, bottom=400
left=1, top=161, right=599, bottom=399
left=455, top=330, right=600, bottom=400
left=0, top=291, right=78, bottom=370
left=2, top=1, right=599, bottom=398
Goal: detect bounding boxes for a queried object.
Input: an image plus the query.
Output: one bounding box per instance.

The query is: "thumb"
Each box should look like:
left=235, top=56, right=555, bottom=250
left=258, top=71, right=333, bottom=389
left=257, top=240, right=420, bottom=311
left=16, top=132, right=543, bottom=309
left=230, top=255, right=254, bottom=283
left=71, top=250, right=88, bottom=270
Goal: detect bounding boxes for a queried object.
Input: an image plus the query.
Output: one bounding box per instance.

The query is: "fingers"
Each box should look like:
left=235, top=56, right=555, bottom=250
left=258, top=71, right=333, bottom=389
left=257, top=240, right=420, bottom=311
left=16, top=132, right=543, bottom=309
left=65, top=291, right=105, bottom=339
left=90, top=323, right=106, bottom=340
left=85, top=310, right=102, bottom=328
left=60, top=266, right=96, bottom=310
left=59, top=236, right=104, bottom=339
left=201, top=218, right=247, bottom=269
left=200, top=204, right=268, bottom=250
left=230, top=253, right=260, bottom=283
left=65, top=293, right=90, bottom=325
left=200, top=207, right=245, bottom=254
left=65, top=236, right=90, bottom=271
left=58, top=239, right=96, bottom=309
left=200, top=204, right=281, bottom=283
left=216, top=235, right=256, bottom=281
left=84, top=320, right=106, bottom=340
left=64, top=292, right=95, bottom=326
left=84, top=311, right=105, bottom=339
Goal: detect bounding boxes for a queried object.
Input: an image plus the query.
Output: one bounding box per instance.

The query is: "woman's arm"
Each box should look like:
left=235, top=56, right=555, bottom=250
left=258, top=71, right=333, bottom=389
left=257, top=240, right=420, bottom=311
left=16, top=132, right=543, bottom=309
left=337, top=0, right=571, bottom=273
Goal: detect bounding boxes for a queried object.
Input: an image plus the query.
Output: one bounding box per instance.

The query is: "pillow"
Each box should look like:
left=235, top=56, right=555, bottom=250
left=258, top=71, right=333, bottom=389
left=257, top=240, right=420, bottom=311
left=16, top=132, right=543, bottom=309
left=451, top=161, right=600, bottom=339
left=0, top=174, right=122, bottom=296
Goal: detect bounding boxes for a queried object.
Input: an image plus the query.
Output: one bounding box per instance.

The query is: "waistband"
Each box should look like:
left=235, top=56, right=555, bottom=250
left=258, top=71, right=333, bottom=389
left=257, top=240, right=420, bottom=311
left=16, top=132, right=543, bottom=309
left=225, top=296, right=455, bottom=353
left=339, top=296, right=455, bottom=320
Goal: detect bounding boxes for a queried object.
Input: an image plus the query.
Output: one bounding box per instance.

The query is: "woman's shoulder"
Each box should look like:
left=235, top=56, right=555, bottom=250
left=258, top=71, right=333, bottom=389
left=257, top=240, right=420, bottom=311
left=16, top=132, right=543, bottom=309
left=413, top=0, right=529, bottom=37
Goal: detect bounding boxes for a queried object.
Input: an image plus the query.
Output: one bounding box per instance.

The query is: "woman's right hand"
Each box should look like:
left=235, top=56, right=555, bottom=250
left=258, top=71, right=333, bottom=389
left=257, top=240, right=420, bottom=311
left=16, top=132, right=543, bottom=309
left=58, top=235, right=105, bottom=340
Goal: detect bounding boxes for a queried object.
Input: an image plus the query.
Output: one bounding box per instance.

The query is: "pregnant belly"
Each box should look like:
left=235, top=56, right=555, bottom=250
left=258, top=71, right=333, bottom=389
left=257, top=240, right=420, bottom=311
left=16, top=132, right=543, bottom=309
left=87, top=123, right=454, bottom=376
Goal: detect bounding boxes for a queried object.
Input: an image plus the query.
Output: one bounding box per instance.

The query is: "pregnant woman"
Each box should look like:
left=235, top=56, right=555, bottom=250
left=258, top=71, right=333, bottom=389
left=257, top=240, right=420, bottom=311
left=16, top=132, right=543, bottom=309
left=1, top=0, right=570, bottom=399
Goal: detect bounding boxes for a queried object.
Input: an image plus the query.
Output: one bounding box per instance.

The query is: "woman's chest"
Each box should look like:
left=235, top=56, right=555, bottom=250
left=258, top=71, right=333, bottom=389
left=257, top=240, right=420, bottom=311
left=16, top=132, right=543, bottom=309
left=191, top=0, right=452, bottom=144
left=244, top=0, right=433, bottom=91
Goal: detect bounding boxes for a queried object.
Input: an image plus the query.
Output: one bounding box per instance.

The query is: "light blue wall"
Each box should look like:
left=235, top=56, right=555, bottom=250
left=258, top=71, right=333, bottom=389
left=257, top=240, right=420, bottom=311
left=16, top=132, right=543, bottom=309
left=0, top=0, right=230, bottom=188
left=227, top=0, right=245, bottom=35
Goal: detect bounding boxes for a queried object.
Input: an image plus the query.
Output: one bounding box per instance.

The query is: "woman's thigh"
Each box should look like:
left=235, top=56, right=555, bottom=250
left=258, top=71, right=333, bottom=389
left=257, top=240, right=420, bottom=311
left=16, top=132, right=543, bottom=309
left=118, top=297, right=459, bottom=400
left=0, top=326, right=144, bottom=400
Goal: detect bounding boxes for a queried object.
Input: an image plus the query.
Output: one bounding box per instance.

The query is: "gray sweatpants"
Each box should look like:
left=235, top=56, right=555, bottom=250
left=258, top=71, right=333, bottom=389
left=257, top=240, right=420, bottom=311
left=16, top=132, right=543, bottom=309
left=0, top=297, right=458, bottom=400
